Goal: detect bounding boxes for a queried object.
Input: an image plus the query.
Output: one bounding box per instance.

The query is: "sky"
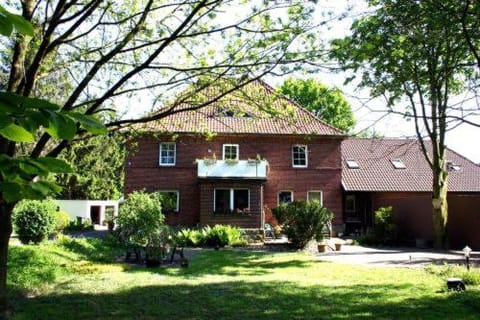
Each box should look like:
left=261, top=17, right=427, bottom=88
left=306, top=0, right=480, bottom=164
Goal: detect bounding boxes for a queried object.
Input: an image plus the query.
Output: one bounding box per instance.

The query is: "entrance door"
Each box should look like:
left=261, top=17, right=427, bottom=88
left=90, top=205, right=101, bottom=224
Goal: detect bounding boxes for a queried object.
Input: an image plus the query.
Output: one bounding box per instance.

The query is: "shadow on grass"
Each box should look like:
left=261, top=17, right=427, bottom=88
left=8, top=247, right=59, bottom=293
left=11, top=280, right=480, bottom=320
left=126, top=249, right=319, bottom=277
left=57, top=237, right=123, bottom=263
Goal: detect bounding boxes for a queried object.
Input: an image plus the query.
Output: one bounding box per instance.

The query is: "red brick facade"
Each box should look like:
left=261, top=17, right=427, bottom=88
left=345, top=191, right=480, bottom=249
left=125, top=134, right=344, bottom=229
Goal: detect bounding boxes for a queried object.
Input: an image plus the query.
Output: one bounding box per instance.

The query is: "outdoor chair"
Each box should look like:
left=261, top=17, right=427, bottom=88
left=264, top=223, right=276, bottom=239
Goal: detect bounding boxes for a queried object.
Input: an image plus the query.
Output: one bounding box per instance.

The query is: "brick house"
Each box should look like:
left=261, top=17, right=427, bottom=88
left=125, top=81, right=346, bottom=230
left=342, top=138, right=480, bottom=249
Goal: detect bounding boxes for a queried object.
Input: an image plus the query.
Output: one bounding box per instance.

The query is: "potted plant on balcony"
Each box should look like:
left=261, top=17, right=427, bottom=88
left=248, top=154, right=263, bottom=165
left=203, top=153, right=217, bottom=166
left=225, top=158, right=239, bottom=165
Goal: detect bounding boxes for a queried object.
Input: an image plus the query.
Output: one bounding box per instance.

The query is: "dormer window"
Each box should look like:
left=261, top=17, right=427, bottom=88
left=346, top=159, right=359, bottom=169
left=391, top=159, right=406, bottom=169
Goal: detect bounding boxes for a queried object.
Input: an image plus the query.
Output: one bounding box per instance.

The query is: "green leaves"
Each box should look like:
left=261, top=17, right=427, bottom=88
left=67, top=112, right=107, bottom=135
left=279, top=78, right=356, bottom=132
left=0, top=123, right=35, bottom=142
left=0, top=91, right=106, bottom=202
left=0, top=156, right=72, bottom=202
left=0, top=5, right=34, bottom=37
left=0, top=92, right=106, bottom=140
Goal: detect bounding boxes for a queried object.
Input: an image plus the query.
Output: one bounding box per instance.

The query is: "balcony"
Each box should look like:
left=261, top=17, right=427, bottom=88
left=197, top=159, right=268, bottom=180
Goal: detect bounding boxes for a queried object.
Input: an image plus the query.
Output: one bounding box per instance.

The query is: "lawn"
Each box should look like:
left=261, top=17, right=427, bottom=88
left=8, top=237, right=480, bottom=319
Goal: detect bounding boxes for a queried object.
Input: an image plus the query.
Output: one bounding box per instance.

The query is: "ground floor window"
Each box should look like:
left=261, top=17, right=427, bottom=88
left=345, top=194, right=356, bottom=212
left=214, top=188, right=250, bottom=214
left=155, top=191, right=179, bottom=213
left=307, top=191, right=323, bottom=205
left=278, top=191, right=293, bottom=205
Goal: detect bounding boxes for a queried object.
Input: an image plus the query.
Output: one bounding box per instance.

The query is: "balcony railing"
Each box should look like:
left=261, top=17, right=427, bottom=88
left=197, top=159, right=268, bottom=179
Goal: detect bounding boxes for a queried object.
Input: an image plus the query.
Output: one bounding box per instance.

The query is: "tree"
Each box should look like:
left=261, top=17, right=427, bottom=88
left=279, top=78, right=356, bottom=132
left=56, top=134, right=125, bottom=200
left=1, top=1, right=326, bottom=316
left=0, top=7, right=105, bottom=318
left=331, top=0, right=479, bottom=248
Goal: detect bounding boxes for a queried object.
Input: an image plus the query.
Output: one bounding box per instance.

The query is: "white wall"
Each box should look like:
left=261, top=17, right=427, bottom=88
left=55, top=200, right=119, bottom=224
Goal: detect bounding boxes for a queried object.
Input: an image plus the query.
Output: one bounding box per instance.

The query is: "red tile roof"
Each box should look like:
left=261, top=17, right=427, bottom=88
left=138, top=80, right=344, bottom=136
left=342, top=138, right=480, bottom=192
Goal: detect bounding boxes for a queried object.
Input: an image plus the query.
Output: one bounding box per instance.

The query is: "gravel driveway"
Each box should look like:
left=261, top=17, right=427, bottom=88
left=316, top=244, right=479, bottom=268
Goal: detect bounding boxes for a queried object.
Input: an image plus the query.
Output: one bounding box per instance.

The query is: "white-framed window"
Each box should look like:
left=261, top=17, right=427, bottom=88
left=214, top=188, right=250, bottom=214
left=345, top=195, right=356, bottom=212
left=223, top=144, right=239, bottom=160
left=156, top=190, right=179, bottom=213
left=292, top=145, right=308, bottom=168
left=159, top=142, right=176, bottom=166
left=278, top=191, right=294, bottom=205
left=307, top=191, right=323, bottom=205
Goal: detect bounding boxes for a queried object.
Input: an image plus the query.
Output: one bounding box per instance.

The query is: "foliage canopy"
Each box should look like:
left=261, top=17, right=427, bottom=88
left=279, top=78, right=356, bottom=132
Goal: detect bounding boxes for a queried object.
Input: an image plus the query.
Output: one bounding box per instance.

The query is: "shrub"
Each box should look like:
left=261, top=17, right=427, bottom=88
left=53, top=211, right=71, bottom=235
left=176, top=225, right=247, bottom=247
left=65, top=218, right=94, bottom=232
left=176, top=228, right=203, bottom=247
left=115, top=190, right=165, bottom=248
left=272, top=200, right=334, bottom=249
left=145, top=225, right=172, bottom=260
left=13, top=200, right=57, bottom=244
left=373, top=206, right=396, bottom=244
left=425, top=264, right=480, bottom=286
left=204, top=225, right=229, bottom=248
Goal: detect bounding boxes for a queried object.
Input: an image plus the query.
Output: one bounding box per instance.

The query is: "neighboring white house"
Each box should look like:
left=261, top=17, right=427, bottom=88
left=55, top=200, right=119, bottom=225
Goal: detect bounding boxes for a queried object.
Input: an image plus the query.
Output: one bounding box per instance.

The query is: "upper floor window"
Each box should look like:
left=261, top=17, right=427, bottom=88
left=159, top=142, right=176, bottom=166
left=223, top=144, right=239, bottom=160
left=292, top=145, right=307, bottom=168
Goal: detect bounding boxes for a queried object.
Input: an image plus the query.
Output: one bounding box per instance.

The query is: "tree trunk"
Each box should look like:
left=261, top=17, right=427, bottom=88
left=432, top=168, right=449, bottom=249
left=0, top=203, right=13, bottom=320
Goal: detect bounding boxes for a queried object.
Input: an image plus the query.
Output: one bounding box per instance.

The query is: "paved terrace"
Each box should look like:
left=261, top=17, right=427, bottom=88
left=316, top=244, right=480, bottom=268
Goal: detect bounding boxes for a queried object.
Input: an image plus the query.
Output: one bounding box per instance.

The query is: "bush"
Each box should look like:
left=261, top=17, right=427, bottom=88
left=175, top=225, right=247, bottom=247
left=358, top=206, right=396, bottom=246
left=272, top=200, right=334, bottom=249
left=65, top=218, right=94, bottom=232
left=425, top=264, right=480, bottom=286
left=13, top=200, right=57, bottom=244
left=53, top=211, right=71, bottom=235
left=373, top=206, right=396, bottom=244
left=115, top=190, right=165, bottom=248
left=203, top=225, right=229, bottom=248
left=176, top=228, right=202, bottom=247
left=145, top=225, right=172, bottom=260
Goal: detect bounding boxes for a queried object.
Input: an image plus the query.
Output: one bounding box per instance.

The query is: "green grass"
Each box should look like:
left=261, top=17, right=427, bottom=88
left=8, top=238, right=480, bottom=319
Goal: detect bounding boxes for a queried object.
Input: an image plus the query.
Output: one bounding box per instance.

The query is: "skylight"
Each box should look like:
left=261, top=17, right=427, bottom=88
left=391, top=159, right=406, bottom=169
left=346, top=159, right=359, bottom=169
left=447, top=161, right=461, bottom=172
